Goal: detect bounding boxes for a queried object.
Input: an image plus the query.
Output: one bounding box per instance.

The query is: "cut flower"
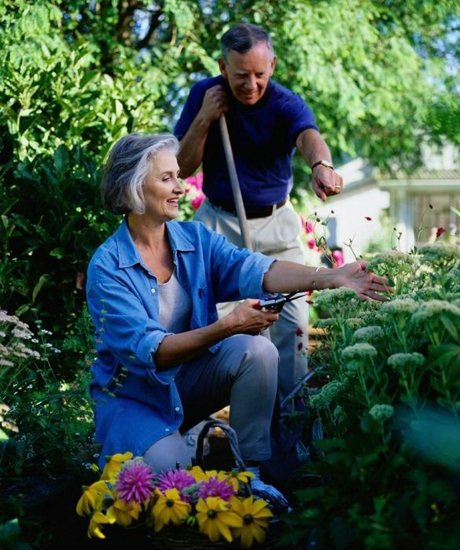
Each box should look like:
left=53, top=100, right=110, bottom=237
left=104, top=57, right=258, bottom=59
left=230, top=495, right=274, bottom=548
left=77, top=453, right=274, bottom=547
left=195, top=496, right=243, bottom=543
left=152, top=487, right=192, bottom=530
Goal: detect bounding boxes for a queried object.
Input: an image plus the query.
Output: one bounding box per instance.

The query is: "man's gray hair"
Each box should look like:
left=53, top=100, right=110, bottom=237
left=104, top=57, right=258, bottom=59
left=101, top=133, right=179, bottom=215
left=220, top=24, right=274, bottom=62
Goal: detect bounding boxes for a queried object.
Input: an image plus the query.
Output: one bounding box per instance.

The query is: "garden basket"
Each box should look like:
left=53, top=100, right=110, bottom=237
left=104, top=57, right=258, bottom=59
left=149, top=418, right=284, bottom=549
left=148, top=519, right=283, bottom=549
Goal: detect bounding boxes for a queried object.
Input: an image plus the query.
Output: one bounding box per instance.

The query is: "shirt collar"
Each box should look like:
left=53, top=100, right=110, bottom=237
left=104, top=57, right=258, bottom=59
left=115, top=219, right=196, bottom=269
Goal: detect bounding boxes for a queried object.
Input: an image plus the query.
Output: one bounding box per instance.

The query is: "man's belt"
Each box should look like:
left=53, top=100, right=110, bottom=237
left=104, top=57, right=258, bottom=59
left=210, top=197, right=287, bottom=219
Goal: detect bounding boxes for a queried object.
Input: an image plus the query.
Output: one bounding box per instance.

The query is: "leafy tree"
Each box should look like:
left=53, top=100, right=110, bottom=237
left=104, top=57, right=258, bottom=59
left=0, top=0, right=458, bottom=370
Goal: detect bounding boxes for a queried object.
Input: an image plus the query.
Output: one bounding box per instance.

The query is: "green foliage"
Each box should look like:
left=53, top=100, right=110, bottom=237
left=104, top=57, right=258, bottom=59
left=281, top=242, right=460, bottom=549
left=0, top=0, right=172, bottom=371
left=0, top=308, right=95, bottom=548
left=0, top=2, right=459, bottom=545
left=0, top=310, right=95, bottom=475
left=1, top=0, right=458, bottom=352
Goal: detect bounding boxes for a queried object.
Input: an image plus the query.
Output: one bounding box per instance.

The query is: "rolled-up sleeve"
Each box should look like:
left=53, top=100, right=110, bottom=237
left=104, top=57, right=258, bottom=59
left=239, top=253, right=276, bottom=299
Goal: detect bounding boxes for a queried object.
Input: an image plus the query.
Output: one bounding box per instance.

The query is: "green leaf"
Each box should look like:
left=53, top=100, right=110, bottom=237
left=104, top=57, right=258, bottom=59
left=32, top=274, right=49, bottom=303
left=0, top=518, right=20, bottom=541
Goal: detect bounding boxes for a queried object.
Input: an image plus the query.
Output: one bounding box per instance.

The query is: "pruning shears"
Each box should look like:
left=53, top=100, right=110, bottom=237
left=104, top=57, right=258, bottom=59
left=258, top=291, right=306, bottom=313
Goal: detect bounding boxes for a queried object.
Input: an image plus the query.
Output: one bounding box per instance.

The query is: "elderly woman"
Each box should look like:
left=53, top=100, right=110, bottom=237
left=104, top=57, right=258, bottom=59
left=86, top=132, right=390, bottom=502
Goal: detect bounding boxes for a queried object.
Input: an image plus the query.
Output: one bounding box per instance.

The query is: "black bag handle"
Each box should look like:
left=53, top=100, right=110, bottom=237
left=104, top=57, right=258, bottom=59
left=194, top=418, right=247, bottom=473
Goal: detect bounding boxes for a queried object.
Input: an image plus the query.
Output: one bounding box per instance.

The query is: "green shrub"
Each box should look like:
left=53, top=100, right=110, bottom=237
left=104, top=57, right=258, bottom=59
left=0, top=307, right=95, bottom=548
left=281, top=242, right=460, bottom=549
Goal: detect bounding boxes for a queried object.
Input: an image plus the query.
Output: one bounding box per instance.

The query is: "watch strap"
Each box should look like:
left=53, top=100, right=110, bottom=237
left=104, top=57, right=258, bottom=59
left=311, top=159, right=334, bottom=170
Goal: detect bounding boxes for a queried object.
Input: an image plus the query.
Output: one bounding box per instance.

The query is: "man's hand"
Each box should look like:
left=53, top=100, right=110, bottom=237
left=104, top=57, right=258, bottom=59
left=312, top=166, right=344, bottom=202
left=200, top=85, right=229, bottom=123
left=176, top=85, right=229, bottom=178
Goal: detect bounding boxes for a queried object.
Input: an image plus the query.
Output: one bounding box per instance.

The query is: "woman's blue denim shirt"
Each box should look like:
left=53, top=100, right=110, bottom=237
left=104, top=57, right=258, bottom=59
left=86, top=219, right=275, bottom=452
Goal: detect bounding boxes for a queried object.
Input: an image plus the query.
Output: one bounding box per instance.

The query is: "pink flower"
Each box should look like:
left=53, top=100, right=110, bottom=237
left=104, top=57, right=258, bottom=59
left=300, top=216, right=314, bottom=234
left=197, top=476, right=235, bottom=501
left=436, top=227, right=446, bottom=238
left=331, top=249, right=345, bottom=268
left=156, top=469, right=196, bottom=494
left=185, top=172, right=203, bottom=191
left=191, top=194, right=205, bottom=210
left=307, top=238, right=317, bottom=250
left=115, top=459, right=155, bottom=504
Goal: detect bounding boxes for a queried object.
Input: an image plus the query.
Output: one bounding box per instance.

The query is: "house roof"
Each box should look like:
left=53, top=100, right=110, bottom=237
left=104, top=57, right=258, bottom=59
left=377, top=169, right=460, bottom=180
left=377, top=169, right=460, bottom=192
left=338, top=159, right=460, bottom=193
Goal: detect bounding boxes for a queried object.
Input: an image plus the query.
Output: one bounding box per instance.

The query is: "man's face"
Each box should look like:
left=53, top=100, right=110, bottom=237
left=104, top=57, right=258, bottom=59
left=218, top=42, right=276, bottom=106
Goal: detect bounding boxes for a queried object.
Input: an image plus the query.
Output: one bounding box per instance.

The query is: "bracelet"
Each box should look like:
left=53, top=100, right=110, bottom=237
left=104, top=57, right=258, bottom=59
left=312, top=266, right=326, bottom=291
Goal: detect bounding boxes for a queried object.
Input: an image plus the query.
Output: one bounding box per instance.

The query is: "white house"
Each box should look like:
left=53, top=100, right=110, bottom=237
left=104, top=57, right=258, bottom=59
left=311, top=144, right=460, bottom=263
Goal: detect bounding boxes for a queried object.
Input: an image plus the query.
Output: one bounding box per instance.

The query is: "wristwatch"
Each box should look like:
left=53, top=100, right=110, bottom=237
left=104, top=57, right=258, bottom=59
left=311, top=159, right=334, bottom=170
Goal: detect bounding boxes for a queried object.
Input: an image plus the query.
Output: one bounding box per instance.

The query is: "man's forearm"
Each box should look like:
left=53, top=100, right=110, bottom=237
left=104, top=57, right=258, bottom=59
left=177, top=115, right=212, bottom=178
left=296, top=128, right=332, bottom=168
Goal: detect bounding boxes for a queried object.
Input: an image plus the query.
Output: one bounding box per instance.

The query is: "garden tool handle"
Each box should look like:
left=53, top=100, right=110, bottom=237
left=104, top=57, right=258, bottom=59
left=219, top=115, right=253, bottom=251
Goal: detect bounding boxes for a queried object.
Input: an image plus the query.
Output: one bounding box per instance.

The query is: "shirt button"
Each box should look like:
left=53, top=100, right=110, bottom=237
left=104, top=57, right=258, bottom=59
left=151, top=288, right=156, bottom=293
left=175, top=407, right=180, bottom=412
left=165, top=428, right=170, bottom=432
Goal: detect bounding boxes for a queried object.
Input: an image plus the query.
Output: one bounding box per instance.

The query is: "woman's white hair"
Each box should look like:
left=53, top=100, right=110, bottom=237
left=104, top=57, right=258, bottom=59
left=101, top=133, right=180, bottom=215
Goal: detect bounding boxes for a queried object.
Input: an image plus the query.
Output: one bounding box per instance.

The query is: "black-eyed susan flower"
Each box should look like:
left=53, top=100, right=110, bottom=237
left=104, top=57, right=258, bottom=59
left=152, top=487, right=192, bottom=531
left=100, top=451, right=133, bottom=480
left=76, top=480, right=114, bottom=516
left=195, top=496, right=243, bottom=543
left=226, top=469, right=255, bottom=491
left=87, top=510, right=116, bottom=539
left=230, top=495, right=273, bottom=548
left=106, top=498, right=142, bottom=526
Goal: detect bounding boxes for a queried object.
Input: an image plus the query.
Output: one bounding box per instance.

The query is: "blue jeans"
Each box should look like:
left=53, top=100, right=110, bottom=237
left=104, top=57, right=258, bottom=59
left=142, top=334, right=279, bottom=472
left=195, top=199, right=309, bottom=411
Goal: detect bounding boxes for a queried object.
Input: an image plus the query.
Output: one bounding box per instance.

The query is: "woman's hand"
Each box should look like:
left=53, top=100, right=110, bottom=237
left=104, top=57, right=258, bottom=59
left=334, top=261, right=392, bottom=301
left=225, top=299, right=280, bottom=336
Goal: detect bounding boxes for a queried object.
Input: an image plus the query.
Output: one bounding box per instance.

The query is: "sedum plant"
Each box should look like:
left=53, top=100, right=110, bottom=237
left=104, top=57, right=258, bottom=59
left=282, top=241, right=460, bottom=549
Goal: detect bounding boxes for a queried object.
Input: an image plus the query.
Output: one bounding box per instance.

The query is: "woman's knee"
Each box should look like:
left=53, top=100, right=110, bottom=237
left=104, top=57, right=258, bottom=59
left=237, top=335, right=279, bottom=382
left=142, top=432, right=194, bottom=473
left=247, top=335, right=279, bottom=365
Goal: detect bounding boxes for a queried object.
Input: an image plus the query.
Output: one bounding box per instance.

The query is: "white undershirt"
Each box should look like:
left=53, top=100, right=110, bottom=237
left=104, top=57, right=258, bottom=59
left=158, top=269, right=192, bottom=333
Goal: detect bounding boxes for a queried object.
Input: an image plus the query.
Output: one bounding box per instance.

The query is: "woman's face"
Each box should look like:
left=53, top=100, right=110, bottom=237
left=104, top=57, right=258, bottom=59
left=142, top=148, right=184, bottom=221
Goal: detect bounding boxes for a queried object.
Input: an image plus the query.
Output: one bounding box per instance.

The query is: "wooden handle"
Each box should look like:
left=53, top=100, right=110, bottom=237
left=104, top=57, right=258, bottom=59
left=219, top=115, right=253, bottom=251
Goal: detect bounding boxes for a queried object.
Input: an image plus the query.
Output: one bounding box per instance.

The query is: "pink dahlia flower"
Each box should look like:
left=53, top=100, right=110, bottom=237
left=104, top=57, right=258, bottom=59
left=156, top=469, right=196, bottom=493
left=115, top=459, right=155, bottom=504
left=197, top=476, right=236, bottom=501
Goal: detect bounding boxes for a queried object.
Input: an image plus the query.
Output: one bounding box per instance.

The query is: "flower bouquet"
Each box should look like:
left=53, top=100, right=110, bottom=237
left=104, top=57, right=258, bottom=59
left=76, top=451, right=279, bottom=549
